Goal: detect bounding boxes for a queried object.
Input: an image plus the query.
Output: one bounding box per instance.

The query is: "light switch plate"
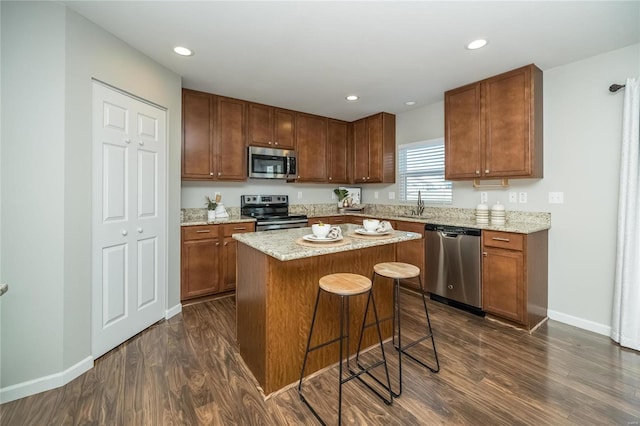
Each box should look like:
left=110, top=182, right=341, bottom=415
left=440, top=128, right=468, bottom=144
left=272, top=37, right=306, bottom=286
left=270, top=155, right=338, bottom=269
left=297, top=191, right=302, bottom=200
left=374, top=191, right=379, bottom=200
left=389, top=192, right=395, bottom=200
left=480, top=192, right=488, bottom=203
left=518, top=192, right=528, bottom=203
left=508, top=192, right=518, bottom=203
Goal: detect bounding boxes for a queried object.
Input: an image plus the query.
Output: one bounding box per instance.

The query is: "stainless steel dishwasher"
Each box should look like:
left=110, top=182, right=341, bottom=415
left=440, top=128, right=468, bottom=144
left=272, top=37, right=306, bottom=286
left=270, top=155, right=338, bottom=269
left=425, top=224, right=483, bottom=314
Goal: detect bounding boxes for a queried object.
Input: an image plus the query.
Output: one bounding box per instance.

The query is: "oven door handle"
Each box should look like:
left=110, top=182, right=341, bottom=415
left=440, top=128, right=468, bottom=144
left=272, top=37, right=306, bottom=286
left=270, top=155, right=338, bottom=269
left=258, top=219, right=308, bottom=226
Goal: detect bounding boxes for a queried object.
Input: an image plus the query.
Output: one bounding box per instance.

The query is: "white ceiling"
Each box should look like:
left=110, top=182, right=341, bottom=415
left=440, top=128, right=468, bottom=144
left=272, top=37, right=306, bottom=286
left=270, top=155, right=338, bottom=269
left=65, top=1, right=639, bottom=122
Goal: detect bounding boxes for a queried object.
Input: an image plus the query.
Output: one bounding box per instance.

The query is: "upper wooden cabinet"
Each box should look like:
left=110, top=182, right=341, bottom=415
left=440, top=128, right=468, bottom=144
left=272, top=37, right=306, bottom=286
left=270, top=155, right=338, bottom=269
left=182, top=89, right=396, bottom=184
left=445, top=64, right=543, bottom=180
left=182, top=89, right=247, bottom=181
left=295, top=113, right=328, bottom=182
left=248, top=103, right=296, bottom=150
left=352, top=112, right=396, bottom=183
left=327, top=119, right=350, bottom=184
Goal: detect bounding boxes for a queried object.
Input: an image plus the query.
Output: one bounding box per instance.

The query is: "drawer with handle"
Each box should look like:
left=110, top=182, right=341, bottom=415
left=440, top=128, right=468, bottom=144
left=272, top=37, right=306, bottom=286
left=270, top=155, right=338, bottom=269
left=483, top=230, right=524, bottom=251
left=182, top=225, right=220, bottom=241
left=222, top=223, right=255, bottom=237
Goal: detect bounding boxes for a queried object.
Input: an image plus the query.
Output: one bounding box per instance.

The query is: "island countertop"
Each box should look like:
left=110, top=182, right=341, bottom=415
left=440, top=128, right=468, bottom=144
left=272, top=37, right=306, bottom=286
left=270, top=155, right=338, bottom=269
left=232, top=223, right=422, bottom=261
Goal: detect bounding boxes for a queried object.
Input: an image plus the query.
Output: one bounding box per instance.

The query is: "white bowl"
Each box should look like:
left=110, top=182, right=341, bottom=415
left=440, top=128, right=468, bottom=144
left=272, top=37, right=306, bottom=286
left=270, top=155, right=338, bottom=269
left=363, top=219, right=380, bottom=232
left=312, top=223, right=331, bottom=238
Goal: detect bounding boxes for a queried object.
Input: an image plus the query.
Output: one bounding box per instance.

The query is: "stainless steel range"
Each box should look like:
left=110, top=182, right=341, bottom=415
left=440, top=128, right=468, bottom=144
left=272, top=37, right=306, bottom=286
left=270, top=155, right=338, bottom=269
left=241, top=195, right=308, bottom=231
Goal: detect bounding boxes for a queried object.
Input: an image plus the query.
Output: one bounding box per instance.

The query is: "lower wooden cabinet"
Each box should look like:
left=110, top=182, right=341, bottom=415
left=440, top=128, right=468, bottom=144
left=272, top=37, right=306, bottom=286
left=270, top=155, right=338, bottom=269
left=308, top=215, right=360, bottom=226
left=394, top=220, right=426, bottom=291
left=482, top=230, right=548, bottom=330
left=181, top=222, right=255, bottom=301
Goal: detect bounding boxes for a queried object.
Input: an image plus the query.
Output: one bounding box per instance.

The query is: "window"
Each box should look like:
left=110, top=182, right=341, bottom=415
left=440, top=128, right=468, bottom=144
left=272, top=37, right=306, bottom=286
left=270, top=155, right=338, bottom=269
left=398, top=138, right=452, bottom=204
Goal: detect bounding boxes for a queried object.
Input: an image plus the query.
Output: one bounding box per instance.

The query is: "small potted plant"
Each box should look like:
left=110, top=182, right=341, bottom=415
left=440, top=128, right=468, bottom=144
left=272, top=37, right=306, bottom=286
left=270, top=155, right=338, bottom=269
left=333, top=188, right=350, bottom=208
left=205, top=196, right=217, bottom=222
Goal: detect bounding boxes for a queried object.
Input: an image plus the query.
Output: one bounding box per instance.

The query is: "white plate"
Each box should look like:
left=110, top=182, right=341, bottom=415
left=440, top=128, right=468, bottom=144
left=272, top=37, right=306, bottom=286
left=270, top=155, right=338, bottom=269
left=303, top=234, right=343, bottom=243
left=355, top=228, right=392, bottom=236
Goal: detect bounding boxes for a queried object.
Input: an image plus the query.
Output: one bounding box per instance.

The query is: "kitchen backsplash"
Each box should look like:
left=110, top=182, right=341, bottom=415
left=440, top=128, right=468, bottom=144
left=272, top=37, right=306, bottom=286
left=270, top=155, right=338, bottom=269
left=182, top=203, right=550, bottom=227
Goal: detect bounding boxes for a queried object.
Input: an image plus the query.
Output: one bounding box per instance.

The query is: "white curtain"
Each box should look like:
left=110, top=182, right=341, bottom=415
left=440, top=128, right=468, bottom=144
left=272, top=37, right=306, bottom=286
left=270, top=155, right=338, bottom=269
left=612, top=77, right=640, bottom=351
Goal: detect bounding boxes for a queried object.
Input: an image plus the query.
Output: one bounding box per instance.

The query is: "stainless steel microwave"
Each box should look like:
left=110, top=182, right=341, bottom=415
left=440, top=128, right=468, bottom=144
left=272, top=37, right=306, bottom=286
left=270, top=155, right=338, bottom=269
left=247, top=146, right=297, bottom=179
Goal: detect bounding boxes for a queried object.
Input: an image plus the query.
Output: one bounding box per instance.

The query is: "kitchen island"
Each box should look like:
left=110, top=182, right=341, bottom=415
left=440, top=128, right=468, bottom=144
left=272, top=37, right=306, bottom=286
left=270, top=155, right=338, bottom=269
left=233, top=224, right=421, bottom=396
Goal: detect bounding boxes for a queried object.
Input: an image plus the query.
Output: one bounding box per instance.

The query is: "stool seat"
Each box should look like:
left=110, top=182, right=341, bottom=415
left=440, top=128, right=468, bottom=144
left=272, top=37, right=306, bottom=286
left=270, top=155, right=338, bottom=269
left=319, top=273, right=372, bottom=296
left=373, top=262, right=420, bottom=280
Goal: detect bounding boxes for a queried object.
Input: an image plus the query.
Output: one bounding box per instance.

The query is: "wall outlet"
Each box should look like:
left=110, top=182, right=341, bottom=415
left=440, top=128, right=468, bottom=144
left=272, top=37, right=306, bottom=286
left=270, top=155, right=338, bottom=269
left=389, top=192, right=395, bottom=200
left=518, top=192, right=528, bottom=203
left=549, top=192, right=564, bottom=204
left=374, top=191, right=379, bottom=200
left=480, top=192, right=488, bottom=203
left=508, top=192, right=518, bottom=203
left=297, top=191, right=302, bottom=200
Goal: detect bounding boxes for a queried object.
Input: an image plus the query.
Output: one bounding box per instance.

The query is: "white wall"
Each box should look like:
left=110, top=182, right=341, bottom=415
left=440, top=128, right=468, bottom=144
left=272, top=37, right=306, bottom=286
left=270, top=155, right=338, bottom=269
left=394, top=43, right=640, bottom=333
left=0, top=1, right=182, bottom=401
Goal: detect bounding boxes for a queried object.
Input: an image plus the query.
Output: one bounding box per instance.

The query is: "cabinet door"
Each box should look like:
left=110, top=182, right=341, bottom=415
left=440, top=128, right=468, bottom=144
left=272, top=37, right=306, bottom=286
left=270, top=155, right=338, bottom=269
left=182, top=89, right=214, bottom=179
left=445, top=83, right=482, bottom=180
left=222, top=237, right=237, bottom=291
left=216, top=97, right=247, bottom=181
left=484, top=66, right=531, bottom=177
left=274, top=108, right=295, bottom=149
left=296, top=113, right=328, bottom=182
left=248, top=103, right=273, bottom=147
left=352, top=118, right=368, bottom=183
left=367, top=113, right=383, bottom=183
left=181, top=238, right=221, bottom=300
left=482, top=247, right=525, bottom=323
left=395, top=221, right=425, bottom=290
left=327, top=119, right=350, bottom=184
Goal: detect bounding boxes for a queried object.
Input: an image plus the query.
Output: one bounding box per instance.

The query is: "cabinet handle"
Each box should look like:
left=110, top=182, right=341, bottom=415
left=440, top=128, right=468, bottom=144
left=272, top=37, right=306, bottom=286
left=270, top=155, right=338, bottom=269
left=137, top=227, right=143, bottom=233
left=476, top=170, right=480, bottom=175
left=216, top=242, right=220, bottom=246
left=274, top=141, right=278, bottom=145
left=218, top=172, right=222, bottom=176
left=121, top=230, right=128, bottom=236
left=233, top=227, right=247, bottom=230
left=210, top=172, right=214, bottom=176
left=196, top=230, right=210, bottom=233
left=224, top=242, right=228, bottom=246
left=492, top=237, right=510, bottom=242
left=124, top=139, right=131, bottom=144
left=138, top=141, right=144, bottom=146
left=268, top=141, right=272, bottom=145
left=483, top=252, right=488, bottom=256
left=328, top=177, right=332, bottom=180
left=485, top=169, right=490, bottom=174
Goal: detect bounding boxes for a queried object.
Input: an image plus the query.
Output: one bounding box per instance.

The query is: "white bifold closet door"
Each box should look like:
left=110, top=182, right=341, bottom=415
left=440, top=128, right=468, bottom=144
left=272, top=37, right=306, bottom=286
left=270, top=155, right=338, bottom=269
left=92, top=81, right=166, bottom=358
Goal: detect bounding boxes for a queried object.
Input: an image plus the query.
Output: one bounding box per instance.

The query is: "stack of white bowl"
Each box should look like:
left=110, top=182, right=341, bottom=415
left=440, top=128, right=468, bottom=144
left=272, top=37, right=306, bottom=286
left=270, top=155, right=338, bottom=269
left=491, top=201, right=506, bottom=226
left=475, top=203, right=489, bottom=225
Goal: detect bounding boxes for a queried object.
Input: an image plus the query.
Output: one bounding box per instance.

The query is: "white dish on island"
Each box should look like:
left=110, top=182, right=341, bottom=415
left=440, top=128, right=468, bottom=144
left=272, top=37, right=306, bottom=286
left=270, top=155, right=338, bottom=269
left=302, top=234, right=343, bottom=243
left=355, top=228, right=392, bottom=236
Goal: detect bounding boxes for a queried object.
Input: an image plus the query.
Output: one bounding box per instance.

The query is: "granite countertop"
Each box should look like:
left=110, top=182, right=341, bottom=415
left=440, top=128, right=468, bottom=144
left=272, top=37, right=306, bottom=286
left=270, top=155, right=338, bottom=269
left=232, top=223, right=422, bottom=262
left=181, top=213, right=255, bottom=227
left=355, top=214, right=549, bottom=234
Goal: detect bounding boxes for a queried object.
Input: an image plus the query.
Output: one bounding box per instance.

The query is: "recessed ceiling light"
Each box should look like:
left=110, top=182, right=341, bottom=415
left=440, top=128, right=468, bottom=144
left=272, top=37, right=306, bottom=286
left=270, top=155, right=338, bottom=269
left=466, top=39, right=488, bottom=50
left=173, top=46, right=193, bottom=56
left=405, top=101, right=416, bottom=106
left=345, top=95, right=359, bottom=101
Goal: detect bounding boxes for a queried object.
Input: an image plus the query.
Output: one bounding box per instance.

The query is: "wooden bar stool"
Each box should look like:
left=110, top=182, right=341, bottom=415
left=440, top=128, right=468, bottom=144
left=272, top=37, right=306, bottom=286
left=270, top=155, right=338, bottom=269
left=298, top=273, right=392, bottom=425
left=356, top=262, right=440, bottom=398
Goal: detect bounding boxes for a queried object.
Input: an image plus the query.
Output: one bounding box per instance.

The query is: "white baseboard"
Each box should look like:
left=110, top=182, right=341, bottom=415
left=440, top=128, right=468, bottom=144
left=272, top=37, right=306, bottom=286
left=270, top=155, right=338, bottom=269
left=548, top=309, right=611, bottom=336
left=0, top=355, right=93, bottom=404
left=165, top=303, right=182, bottom=320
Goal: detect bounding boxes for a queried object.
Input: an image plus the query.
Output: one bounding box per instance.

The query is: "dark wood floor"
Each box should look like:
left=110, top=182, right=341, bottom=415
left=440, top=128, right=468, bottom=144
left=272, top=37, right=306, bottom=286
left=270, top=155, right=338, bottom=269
left=2, top=292, right=639, bottom=425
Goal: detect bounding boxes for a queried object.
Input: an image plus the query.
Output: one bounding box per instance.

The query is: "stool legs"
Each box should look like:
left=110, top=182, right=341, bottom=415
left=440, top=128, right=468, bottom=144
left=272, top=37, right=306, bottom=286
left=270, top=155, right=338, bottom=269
left=357, top=273, right=440, bottom=398
left=298, top=287, right=392, bottom=425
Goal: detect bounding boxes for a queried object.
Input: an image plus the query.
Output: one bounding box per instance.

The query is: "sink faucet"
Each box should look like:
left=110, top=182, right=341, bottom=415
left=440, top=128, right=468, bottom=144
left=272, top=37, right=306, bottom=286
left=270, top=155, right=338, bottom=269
left=415, top=190, right=424, bottom=216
